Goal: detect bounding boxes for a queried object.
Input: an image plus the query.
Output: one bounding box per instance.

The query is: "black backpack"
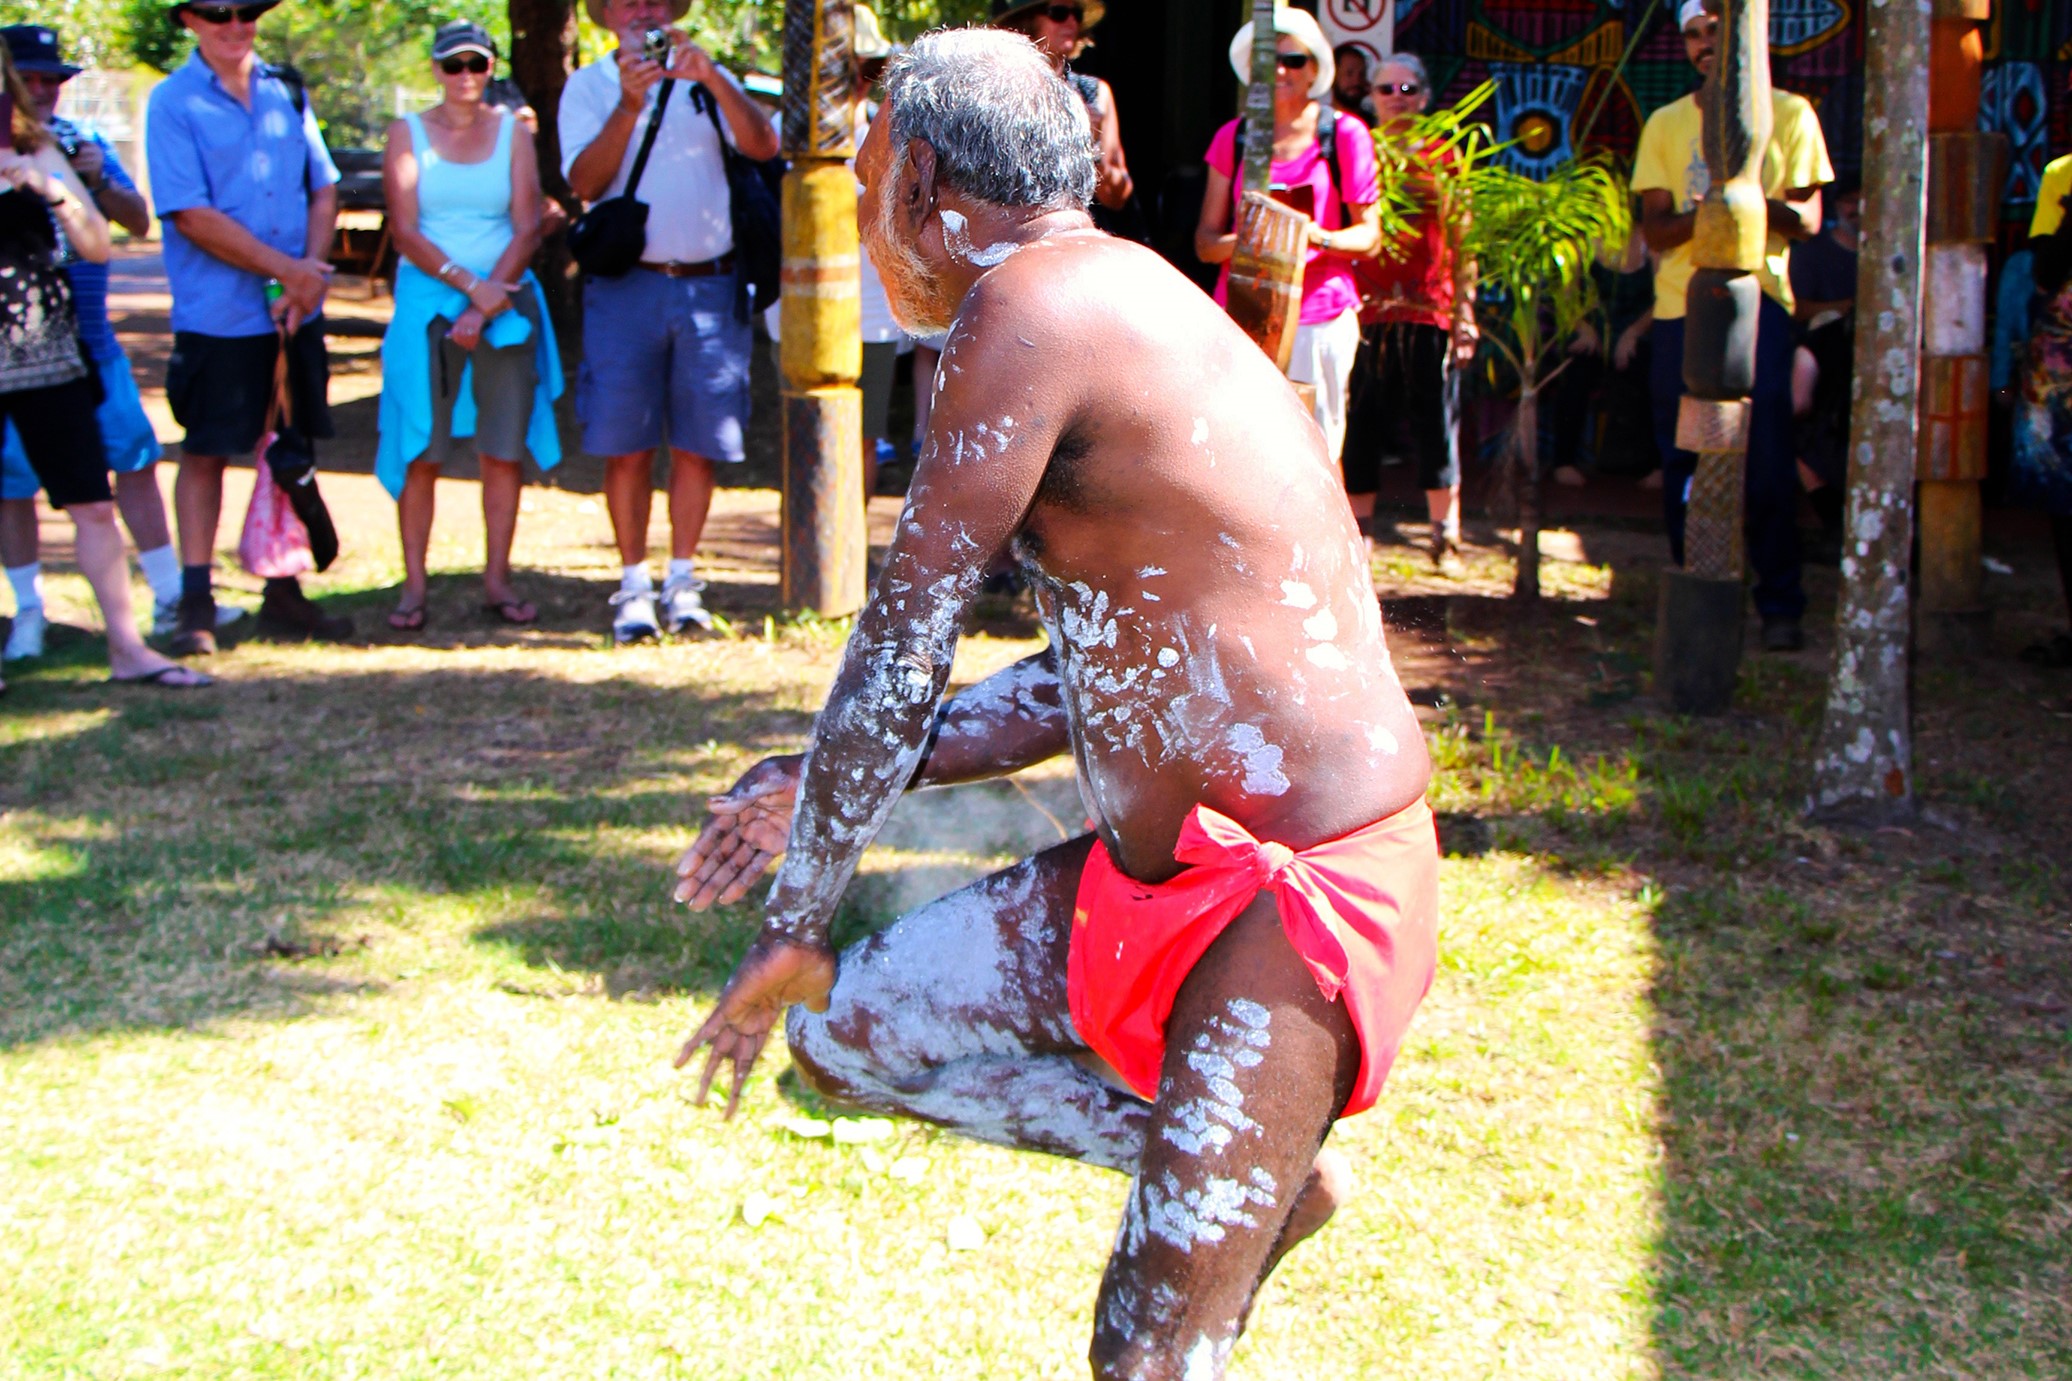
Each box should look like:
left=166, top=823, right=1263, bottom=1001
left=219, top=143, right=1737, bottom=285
left=691, top=84, right=785, bottom=320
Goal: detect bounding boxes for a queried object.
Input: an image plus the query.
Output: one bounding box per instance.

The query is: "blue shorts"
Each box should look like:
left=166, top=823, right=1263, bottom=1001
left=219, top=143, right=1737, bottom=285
left=1, top=344, right=162, bottom=500
left=577, top=269, right=750, bottom=462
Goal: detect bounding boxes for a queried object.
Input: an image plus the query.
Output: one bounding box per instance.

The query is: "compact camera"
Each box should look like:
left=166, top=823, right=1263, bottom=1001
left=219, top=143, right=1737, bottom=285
left=643, top=28, right=672, bottom=66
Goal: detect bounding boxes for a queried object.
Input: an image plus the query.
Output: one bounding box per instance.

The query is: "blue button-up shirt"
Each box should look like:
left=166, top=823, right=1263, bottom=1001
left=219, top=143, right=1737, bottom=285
left=146, top=52, right=341, bottom=338
left=48, top=120, right=137, bottom=359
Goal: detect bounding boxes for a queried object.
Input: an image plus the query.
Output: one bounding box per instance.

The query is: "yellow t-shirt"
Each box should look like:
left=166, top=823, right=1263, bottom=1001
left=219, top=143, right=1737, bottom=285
left=1631, top=89, right=1836, bottom=320
left=2032, top=153, right=2072, bottom=238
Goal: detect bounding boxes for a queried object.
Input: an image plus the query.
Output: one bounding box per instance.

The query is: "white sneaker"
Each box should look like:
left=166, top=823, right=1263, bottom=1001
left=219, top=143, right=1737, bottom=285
left=152, top=596, right=244, bottom=638
left=4, top=606, right=45, bottom=660
left=659, top=573, right=712, bottom=635
left=610, top=586, right=660, bottom=644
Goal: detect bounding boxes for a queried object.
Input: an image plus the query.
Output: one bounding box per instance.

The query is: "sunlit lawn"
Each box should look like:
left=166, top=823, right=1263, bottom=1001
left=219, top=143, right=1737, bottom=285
left=2, top=482, right=2067, bottom=1378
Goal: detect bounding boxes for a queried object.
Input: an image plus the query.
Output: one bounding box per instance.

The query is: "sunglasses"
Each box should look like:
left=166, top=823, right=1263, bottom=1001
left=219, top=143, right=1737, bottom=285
left=439, top=54, right=491, bottom=75
left=185, top=2, right=277, bottom=24
left=1276, top=53, right=1313, bottom=71
left=1036, top=4, right=1084, bottom=21
left=1373, top=81, right=1423, bottom=95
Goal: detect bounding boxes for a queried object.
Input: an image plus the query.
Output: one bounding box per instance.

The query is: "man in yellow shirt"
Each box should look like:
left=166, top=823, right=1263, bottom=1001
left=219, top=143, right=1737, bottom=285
left=1633, top=0, right=1833, bottom=650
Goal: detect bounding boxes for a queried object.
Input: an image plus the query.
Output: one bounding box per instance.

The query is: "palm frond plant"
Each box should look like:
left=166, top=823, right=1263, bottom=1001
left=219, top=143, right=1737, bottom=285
left=1459, top=156, right=1630, bottom=600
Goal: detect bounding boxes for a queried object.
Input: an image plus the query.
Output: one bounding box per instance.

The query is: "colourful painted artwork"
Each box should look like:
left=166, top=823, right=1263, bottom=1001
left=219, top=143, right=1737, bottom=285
left=1319, top=0, right=2069, bottom=228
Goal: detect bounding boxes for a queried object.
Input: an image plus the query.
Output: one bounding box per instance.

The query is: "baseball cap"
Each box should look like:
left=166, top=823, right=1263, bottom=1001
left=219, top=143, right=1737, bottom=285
left=431, top=20, right=496, bottom=62
left=1, top=25, right=81, bottom=79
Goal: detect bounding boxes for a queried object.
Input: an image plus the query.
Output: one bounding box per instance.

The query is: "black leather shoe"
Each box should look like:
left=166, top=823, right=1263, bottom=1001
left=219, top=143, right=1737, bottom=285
left=168, top=591, right=219, bottom=657
left=257, top=580, right=354, bottom=643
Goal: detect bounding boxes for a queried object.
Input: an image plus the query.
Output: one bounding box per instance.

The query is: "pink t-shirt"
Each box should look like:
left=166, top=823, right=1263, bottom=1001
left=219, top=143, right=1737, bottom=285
left=1206, top=110, right=1379, bottom=327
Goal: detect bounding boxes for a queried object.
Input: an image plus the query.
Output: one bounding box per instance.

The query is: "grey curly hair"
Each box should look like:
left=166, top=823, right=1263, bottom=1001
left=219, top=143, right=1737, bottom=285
left=882, top=28, right=1097, bottom=210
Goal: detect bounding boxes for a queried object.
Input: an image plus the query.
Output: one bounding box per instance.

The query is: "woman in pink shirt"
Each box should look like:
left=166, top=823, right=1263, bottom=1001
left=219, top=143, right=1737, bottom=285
left=1194, top=7, right=1380, bottom=465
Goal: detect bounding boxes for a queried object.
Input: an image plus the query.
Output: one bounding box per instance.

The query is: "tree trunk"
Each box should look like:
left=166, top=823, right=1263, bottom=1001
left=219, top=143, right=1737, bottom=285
left=1810, top=0, right=1931, bottom=817
left=509, top=0, right=579, bottom=345
left=1514, top=383, right=1541, bottom=601
left=1242, top=0, right=1275, bottom=196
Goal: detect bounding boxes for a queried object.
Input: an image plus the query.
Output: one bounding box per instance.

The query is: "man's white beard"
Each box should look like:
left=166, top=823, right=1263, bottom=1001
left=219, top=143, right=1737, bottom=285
left=865, top=153, right=957, bottom=337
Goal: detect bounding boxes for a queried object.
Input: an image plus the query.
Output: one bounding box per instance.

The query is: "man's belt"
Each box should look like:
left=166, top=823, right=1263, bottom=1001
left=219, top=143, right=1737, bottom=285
left=639, top=255, right=737, bottom=279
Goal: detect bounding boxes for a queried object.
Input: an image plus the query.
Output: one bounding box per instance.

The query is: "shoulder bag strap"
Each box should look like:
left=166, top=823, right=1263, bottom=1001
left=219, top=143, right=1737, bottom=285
left=623, top=78, right=676, bottom=202
left=266, top=323, right=293, bottom=435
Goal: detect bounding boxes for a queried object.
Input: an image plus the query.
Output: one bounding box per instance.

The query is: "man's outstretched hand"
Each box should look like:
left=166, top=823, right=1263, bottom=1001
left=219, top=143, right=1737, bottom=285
left=675, top=931, right=837, bottom=1119
left=673, top=754, right=803, bottom=909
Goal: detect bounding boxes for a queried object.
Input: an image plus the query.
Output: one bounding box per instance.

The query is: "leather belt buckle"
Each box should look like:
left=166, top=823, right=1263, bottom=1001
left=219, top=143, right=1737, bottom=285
left=640, top=255, right=737, bottom=279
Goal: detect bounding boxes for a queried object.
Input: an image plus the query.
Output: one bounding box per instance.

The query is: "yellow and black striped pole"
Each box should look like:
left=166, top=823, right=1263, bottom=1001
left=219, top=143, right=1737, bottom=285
left=779, top=0, right=867, bottom=616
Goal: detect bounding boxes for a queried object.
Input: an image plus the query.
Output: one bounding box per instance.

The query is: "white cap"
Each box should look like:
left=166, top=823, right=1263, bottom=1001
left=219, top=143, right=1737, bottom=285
left=1227, top=6, right=1335, bottom=103
left=1678, top=0, right=1711, bottom=30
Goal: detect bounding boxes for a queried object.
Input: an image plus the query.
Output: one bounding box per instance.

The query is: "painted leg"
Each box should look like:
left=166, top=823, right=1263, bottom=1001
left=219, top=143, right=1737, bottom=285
left=1089, top=893, right=1359, bottom=1381
left=784, top=835, right=1153, bottom=1172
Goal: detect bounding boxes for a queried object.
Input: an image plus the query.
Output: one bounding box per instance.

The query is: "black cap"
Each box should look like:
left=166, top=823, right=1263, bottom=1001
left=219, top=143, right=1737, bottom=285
left=431, top=20, right=496, bottom=62
left=2, top=25, right=80, bottom=79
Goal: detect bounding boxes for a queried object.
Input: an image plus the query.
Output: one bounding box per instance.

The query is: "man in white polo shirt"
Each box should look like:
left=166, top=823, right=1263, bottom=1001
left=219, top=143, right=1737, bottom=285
left=561, top=0, right=779, bottom=642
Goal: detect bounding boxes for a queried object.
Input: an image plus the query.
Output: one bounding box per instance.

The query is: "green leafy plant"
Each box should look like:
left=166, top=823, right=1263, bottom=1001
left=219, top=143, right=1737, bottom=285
left=1370, top=86, right=1630, bottom=601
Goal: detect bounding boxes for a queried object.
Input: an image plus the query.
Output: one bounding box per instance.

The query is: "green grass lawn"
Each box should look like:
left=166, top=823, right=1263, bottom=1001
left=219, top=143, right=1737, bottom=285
left=2, top=504, right=2068, bottom=1379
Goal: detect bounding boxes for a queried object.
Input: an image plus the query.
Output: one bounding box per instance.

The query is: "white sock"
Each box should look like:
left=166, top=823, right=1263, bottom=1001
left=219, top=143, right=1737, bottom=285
left=621, top=564, right=653, bottom=592
left=136, top=544, right=181, bottom=607
left=5, top=562, right=42, bottom=617
left=666, top=557, right=695, bottom=584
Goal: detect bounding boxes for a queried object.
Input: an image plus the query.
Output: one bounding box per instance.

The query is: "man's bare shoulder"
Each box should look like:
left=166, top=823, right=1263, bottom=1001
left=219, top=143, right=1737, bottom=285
left=960, top=232, right=1239, bottom=352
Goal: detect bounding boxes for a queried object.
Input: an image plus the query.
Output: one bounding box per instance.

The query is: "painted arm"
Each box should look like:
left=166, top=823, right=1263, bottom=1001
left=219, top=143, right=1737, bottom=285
left=671, top=649, right=1071, bottom=911
left=675, top=294, right=1067, bottom=1113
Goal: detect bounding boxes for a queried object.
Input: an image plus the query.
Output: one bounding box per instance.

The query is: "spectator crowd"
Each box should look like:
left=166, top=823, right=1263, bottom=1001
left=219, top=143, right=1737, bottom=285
left=2, top=0, right=2069, bottom=695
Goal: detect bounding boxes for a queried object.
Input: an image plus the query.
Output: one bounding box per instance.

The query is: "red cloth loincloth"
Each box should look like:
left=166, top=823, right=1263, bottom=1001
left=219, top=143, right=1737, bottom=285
left=1067, top=798, right=1439, bottom=1118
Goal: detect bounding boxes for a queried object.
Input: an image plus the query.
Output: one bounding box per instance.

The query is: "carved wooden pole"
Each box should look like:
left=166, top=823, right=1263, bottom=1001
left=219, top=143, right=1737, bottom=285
left=780, top=0, right=867, bottom=616
left=1916, top=0, right=2006, bottom=649
left=1654, top=0, right=1770, bottom=714
left=1225, top=0, right=1307, bottom=377
left=1810, top=0, right=1931, bottom=816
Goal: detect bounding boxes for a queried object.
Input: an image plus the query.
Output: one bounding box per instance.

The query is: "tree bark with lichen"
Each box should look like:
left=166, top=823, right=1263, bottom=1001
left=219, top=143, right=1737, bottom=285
left=1810, top=0, right=1931, bottom=816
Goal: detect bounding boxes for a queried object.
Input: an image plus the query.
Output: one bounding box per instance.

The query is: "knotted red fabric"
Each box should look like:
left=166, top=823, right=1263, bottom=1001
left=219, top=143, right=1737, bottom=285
left=1067, top=798, right=1440, bottom=1118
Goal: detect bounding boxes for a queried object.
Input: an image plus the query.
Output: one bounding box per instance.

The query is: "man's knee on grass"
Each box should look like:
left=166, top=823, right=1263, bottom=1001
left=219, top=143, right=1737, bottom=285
left=785, top=1001, right=896, bottom=1105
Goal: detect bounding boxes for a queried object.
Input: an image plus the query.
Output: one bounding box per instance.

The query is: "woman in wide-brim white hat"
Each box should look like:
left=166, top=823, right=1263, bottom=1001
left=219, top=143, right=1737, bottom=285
left=1194, top=6, right=1380, bottom=468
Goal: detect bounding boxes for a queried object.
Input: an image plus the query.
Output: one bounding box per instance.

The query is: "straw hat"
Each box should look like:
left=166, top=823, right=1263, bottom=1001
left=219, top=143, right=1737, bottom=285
left=992, top=0, right=1106, bottom=31
left=1227, top=6, right=1334, bottom=102
left=583, top=0, right=690, bottom=29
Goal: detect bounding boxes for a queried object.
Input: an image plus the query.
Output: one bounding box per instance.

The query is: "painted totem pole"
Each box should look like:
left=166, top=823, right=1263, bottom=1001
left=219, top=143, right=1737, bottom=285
left=1653, top=0, right=1769, bottom=715
left=1811, top=0, right=1931, bottom=815
left=780, top=0, right=868, bottom=616
left=1916, top=0, right=2006, bottom=648
left=1225, top=0, right=1309, bottom=376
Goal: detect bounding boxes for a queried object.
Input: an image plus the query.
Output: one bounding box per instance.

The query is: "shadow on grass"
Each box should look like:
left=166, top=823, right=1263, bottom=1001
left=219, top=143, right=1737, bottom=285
left=1416, top=560, right=2072, bottom=1371
left=0, top=661, right=806, bottom=1050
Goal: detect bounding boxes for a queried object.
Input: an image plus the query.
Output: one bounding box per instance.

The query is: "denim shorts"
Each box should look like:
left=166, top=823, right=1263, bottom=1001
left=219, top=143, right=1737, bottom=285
left=1, top=343, right=162, bottom=500
left=577, top=269, right=750, bottom=462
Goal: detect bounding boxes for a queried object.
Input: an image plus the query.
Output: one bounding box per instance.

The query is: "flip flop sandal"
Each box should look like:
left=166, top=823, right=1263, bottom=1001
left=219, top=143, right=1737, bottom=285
left=2019, top=633, right=2072, bottom=669
left=481, top=599, right=538, bottom=626
left=110, top=666, right=213, bottom=690
left=388, top=604, right=430, bottom=633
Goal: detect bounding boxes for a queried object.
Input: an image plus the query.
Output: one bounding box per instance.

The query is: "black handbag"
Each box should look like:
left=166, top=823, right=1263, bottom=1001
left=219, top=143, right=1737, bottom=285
left=692, top=84, right=784, bottom=319
left=569, top=79, right=675, bottom=279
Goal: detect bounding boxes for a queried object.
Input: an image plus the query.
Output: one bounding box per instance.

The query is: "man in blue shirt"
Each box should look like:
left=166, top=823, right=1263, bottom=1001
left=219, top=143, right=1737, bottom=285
left=147, top=0, right=351, bottom=653
left=0, top=23, right=226, bottom=663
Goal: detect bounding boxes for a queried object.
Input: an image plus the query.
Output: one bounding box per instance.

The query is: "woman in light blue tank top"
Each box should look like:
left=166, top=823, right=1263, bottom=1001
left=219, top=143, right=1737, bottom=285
left=376, top=20, right=563, bottom=632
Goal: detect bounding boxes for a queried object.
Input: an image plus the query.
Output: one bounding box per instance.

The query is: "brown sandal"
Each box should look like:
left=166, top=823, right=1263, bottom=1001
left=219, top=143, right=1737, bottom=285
left=387, top=603, right=429, bottom=633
